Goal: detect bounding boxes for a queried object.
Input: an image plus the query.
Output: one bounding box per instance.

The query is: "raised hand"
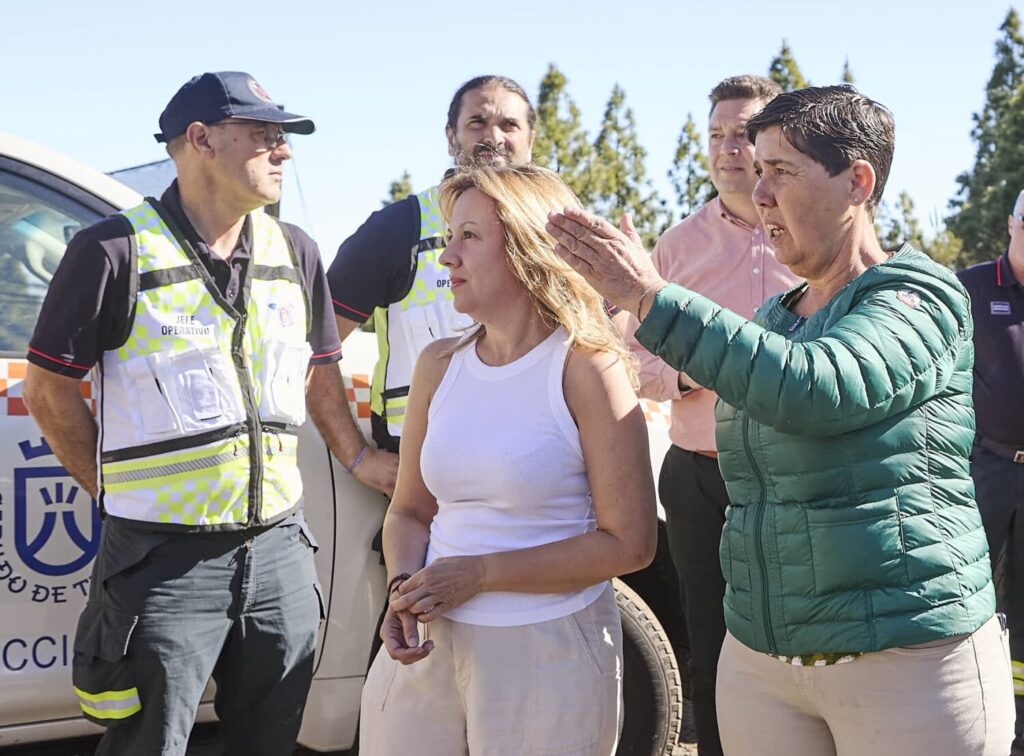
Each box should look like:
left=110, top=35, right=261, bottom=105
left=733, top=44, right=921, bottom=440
left=546, top=207, right=667, bottom=320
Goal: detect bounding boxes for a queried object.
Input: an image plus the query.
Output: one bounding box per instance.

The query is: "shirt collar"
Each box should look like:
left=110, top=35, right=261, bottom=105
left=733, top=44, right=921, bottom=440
left=160, top=180, right=253, bottom=260
left=997, top=253, right=1022, bottom=288
left=715, top=196, right=757, bottom=232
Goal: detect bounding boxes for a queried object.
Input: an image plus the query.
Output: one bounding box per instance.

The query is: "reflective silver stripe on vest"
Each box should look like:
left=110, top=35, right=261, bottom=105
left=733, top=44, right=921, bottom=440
left=102, top=451, right=239, bottom=485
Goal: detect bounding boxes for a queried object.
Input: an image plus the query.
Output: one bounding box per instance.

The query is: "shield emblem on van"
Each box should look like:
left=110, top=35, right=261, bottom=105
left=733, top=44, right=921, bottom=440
left=13, top=466, right=100, bottom=577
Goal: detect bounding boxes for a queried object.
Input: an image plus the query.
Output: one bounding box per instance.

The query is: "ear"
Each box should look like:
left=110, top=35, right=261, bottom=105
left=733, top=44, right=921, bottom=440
left=185, top=122, right=215, bottom=157
left=848, top=159, right=876, bottom=208
left=446, top=125, right=457, bottom=158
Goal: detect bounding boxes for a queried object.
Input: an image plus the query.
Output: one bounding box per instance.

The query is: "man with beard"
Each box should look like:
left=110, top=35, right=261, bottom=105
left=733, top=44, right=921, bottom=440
left=322, top=76, right=536, bottom=495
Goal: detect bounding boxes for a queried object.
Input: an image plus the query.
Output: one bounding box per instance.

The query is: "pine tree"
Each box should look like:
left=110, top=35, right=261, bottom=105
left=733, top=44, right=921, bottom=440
left=875, top=200, right=902, bottom=249
left=875, top=191, right=925, bottom=250
left=877, top=193, right=963, bottom=269
left=383, top=171, right=413, bottom=207
left=897, top=191, right=925, bottom=250
left=947, top=9, right=1024, bottom=266
left=667, top=113, right=714, bottom=220
left=926, top=227, right=965, bottom=269
left=841, top=58, right=855, bottom=84
left=591, top=84, right=668, bottom=248
left=532, top=64, right=596, bottom=203
left=768, top=40, right=809, bottom=91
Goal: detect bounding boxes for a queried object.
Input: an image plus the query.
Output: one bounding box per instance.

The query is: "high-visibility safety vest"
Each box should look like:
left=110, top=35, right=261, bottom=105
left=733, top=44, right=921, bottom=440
left=370, top=187, right=472, bottom=449
left=96, top=199, right=312, bottom=529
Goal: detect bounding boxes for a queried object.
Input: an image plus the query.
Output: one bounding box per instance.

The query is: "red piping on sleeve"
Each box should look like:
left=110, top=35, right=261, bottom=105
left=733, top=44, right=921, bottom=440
left=997, top=259, right=1003, bottom=287
left=332, top=299, right=371, bottom=320
left=312, top=346, right=343, bottom=360
left=27, top=347, right=92, bottom=371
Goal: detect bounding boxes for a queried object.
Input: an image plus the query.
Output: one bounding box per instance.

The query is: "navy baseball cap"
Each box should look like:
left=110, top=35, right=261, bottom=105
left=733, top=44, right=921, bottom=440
left=155, top=71, right=315, bottom=143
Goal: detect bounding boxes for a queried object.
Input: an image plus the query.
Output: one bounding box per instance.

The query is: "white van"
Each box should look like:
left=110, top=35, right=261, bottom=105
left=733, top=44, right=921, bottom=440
left=0, top=132, right=685, bottom=754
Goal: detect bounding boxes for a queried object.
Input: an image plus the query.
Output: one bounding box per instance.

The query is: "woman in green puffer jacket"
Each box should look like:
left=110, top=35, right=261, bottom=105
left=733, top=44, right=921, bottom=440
left=547, top=85, right=1015, bottom=756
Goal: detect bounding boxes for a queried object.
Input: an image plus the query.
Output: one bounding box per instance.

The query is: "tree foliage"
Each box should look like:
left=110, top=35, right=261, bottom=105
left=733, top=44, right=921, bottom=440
left=383, top=171, right=413, bottom=207
left=768, top=40, right=809, bottom=91
left=947, top=9, right=1024, bottom=266
left=667, top=113, right=714, bottom=220
left=590, top=84, right=669, bottom=247
left=841, top=58, right=855, bottom=84
left=877, top=190, right=963, bottom=269
left=532, top=64, right=596, bottom=203
left=877, top=191, right=925, bottom=250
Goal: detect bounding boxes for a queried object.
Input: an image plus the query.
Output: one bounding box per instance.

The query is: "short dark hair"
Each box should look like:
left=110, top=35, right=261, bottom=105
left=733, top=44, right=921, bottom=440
left=745, top=85, right=895, bottom=211
left=708, top=75, right=782, bottom=115
left=446, top=75, right=536, bottom=132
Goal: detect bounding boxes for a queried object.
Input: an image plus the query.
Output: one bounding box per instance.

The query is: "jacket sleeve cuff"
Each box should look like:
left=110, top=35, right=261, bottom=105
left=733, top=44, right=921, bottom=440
left=635, top=284, right=697, bottom=358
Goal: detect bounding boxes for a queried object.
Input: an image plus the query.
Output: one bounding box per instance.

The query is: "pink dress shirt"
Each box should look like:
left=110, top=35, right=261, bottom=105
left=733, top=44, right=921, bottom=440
left=624, top=197, right=800, bottom=455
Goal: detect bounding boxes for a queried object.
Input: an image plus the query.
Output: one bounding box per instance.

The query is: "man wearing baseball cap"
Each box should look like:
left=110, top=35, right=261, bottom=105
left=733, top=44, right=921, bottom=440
left=957, top=188, right=1024, bottom=755
left=23, top=71, right=342, bottom=755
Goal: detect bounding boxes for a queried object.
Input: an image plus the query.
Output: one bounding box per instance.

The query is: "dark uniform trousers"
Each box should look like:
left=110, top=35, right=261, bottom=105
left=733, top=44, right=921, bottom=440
left=74, top=516, right=323, bottom=756
left=971, top=445, right=1024, bottom=750
left=659, top=444, right=728, bottom=756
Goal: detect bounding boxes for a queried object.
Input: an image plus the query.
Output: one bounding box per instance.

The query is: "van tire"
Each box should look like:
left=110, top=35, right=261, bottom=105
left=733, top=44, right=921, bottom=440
left=614, top=578, right=683, bottom=756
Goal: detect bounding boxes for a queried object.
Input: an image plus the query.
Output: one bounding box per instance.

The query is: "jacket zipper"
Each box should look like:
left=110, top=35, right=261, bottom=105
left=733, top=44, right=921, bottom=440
left=743, top=414, right=776, bottom=654
left=232, top=322, right=264, bottom=527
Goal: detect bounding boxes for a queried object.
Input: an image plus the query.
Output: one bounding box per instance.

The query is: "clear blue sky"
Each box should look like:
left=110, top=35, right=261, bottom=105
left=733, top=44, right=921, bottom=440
left=1, top=0, right=1011, bottom=255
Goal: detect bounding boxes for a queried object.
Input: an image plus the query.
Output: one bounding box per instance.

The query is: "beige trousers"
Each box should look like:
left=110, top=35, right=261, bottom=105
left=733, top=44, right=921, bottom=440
left=360, top=584, right=622, bottom=755
left=716, top=613, right=1015, bottom=755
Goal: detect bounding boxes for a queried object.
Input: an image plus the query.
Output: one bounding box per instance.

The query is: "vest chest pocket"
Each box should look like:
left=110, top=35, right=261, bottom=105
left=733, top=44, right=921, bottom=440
left=260, top=340, right=313, bottom=426
left=396, top=307, right=441, bottom=370
left=120, top=348, right=245, bottom=442
left=123, top=357, right=178, bottom=436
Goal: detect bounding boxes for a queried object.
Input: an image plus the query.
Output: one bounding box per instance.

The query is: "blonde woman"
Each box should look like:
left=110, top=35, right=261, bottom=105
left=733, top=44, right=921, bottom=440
left=358, top=165, right=657, bottom=756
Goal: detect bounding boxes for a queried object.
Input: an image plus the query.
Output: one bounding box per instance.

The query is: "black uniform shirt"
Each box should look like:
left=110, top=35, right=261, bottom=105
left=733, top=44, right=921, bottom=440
left=326, top=195, right=420, bottom=323
left=957, top=253, right=1024, bottom=446
left=28, top=181, right=341, bottom=377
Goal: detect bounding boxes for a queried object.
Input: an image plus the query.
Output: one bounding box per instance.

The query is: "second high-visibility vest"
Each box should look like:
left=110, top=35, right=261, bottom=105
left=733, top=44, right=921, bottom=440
left=370, top=186, right=472, bottom=448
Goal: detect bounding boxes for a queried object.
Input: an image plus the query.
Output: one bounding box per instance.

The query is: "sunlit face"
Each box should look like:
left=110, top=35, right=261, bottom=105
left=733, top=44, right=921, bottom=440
left=707, top=98, right=763, bottom=200
left=446, top=85, right=535, bottom=168
left=206, top=120, right=291, bottom=209
left=752, top=125, right=855, bottom=279
left=438, top=188, right=524, bottom=319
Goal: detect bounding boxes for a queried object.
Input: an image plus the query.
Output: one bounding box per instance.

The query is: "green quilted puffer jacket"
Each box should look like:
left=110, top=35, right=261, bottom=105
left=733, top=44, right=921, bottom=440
left=635, top=245, right=994, bottom=656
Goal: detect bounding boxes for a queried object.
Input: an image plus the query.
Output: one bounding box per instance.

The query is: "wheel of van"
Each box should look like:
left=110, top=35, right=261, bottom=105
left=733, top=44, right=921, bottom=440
left=614, top=578, right=684, bottom=756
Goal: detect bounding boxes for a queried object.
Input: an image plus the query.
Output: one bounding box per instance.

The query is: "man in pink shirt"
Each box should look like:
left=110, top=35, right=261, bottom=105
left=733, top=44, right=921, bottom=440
left=624, top=75, right=798, bottom=756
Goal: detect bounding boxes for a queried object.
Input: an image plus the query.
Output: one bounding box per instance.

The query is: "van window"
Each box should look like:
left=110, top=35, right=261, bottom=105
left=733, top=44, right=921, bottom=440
left=0, top=170, right=102, bottom=354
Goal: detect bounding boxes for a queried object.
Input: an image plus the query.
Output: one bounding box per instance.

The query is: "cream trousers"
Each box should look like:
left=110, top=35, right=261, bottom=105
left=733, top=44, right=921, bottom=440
left=716, top=613, right=1015, bottom=755
left=360, top=584, right=622, bottom=756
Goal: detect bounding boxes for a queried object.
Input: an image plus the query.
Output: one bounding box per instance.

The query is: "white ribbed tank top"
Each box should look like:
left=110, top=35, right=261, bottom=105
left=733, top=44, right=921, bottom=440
left=421, top=326, right=606, bottom=626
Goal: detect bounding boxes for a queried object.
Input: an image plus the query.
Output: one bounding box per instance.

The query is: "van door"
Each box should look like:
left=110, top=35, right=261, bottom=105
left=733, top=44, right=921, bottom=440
left=0, top=158, right=111, bottom=727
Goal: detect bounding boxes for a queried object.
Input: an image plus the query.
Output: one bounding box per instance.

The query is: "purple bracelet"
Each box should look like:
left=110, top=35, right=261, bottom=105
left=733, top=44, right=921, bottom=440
left=344, top=444, right=368, bottom=474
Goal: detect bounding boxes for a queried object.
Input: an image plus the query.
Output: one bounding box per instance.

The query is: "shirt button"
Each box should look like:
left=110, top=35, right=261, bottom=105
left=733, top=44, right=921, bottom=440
left=753, top=267, right=760, bottom=274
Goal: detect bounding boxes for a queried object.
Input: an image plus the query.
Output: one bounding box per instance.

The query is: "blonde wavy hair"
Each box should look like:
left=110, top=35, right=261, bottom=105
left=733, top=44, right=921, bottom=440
left=438, top=164, right=637, bottom=386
